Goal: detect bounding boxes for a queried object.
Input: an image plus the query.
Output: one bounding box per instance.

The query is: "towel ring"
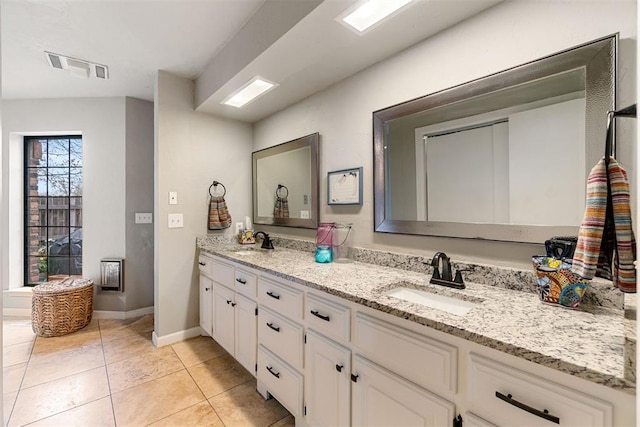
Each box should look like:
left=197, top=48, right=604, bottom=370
left=276, top=184, right=288, bottom=198
left=209, top=181, right=226, bottom=197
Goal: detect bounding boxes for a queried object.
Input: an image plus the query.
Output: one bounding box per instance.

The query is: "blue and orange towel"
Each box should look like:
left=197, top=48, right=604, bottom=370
left=572, top=158, right=636, bottom=292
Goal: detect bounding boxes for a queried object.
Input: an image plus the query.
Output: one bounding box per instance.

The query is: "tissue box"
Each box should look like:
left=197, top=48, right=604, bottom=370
left=532, top=256, right=589, bottom=308
left=238, top=229, right=256, bottom=245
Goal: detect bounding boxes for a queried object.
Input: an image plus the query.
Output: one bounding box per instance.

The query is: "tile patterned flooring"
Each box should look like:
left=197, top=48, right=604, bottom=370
left=3, top=315, right=294, bottom=427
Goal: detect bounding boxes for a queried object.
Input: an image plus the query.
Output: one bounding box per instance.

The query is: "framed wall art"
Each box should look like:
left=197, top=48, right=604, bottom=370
left=327, top=167, right=363, bottom=205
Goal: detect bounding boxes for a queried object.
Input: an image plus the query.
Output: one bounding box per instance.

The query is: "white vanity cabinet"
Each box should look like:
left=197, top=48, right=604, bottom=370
left=199, top=274, right=213, bottom=336
left=198, top=254, right=214, bottom=337
left=351, top=354, right=455, bottom=426
left=198, top=252, right=634, bottom=427
left=304, top=330, right=351, bottom=427
left=200, top=253, right=258, bottom=377
left=213, top=282, right=236, bottom=355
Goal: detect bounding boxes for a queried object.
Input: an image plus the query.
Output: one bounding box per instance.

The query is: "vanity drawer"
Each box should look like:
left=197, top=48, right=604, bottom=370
left=354, top=313, right=457, bottom=395
left=258, top=345, right=303, bottom=417
left=258, top=306, right=303, bottom=370
left=258, top=277, right=303, bottom=321
left=212, top=258, right=234, bottom=288
left=198, top=254, right=213, bottom=278
left=234, top=267, right=257, bottom=298
left=468, top=353, right=613, bottom=427
left=305, top=293, right=350, bottom=343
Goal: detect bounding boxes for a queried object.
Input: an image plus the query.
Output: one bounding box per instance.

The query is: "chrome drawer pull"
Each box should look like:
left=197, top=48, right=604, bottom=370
left=310, top=310, right=330, bottom=322
left=198, top=262, right=206, bottom=266
left=266, top=322, right=280, bottom=332
left=236, top=278, right=247, bottom=284
left=495, top=391, right=559, bottom=424
left=266, top=291, right=280, bottom=300
left=266, top=366, right=280, bottom=378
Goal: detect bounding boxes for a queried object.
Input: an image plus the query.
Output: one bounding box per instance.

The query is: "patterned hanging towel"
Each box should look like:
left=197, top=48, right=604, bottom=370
left=208, top=196, right=232, bottom=230
left=572, top=158, right=636, bottom=292
left=273, top=196, right=289, bottom=219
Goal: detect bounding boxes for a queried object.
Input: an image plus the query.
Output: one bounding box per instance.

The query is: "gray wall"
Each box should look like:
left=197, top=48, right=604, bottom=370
left=154, top=71, right=252, bottom=339
left=125, top=97, right=155, bottom=311
left=252, top=0, right=637, bottom=270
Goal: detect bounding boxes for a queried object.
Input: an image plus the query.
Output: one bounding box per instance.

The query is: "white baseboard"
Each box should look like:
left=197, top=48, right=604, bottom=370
left=152, top=326, right=202, bottom=348
left=3, top=308, right=30, bottom=317
left=92, top=306, right=154, bottom=320
left=3, top=306, right=154, bottom=320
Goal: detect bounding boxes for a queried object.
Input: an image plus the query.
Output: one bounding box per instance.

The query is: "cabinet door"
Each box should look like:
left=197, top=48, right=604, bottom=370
left=305, top=330, right=351, bottom=427
left=213, top=283, right=235, bottom=355
left=351, top=355, right=455, bottom=427
left=199, top=275, right=213, bottom=336
left=234, top=293, right=257, bottom=376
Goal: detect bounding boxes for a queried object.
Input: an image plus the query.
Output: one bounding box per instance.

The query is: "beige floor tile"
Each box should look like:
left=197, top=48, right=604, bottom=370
left=209, top=382, right=290, bottom=427
left=22, top=342, right=105, bottom=388
left=112, top=369, right=205, bottom=427
left=148, top=401, right=224, bottom=427
left=188, top=353, right=253, bottom=398
left=271, top=414, right=296, bottom=427
left=8, top=367, right=110, bottom=427
left=3, top=341, right=33, bottom=367
left=172, top=336, right=227, bottom=367
left=103, top=331, right=155, bottom=365
left=107, top=345, right=184, bottom=393
left=26, top=396, right=115, bottom=427
left=31, top=328, right=101, bottom=356
left=99, top=315, right=154, bottom=343
left=3, top=363, right=27, bottom=394
left=4, top=391, right=18, bottom=427
left=3, top=318, right=36, bottom=347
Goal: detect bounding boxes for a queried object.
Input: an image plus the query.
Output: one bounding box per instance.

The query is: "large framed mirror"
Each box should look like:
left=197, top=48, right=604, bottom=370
left=253, top=133, right=319, bottom=228
left=374, top=35, right=617, bottom=243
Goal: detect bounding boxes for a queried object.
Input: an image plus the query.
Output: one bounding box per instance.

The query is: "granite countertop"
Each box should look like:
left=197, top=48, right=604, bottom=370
left=197, top=239, right=634, bottom=393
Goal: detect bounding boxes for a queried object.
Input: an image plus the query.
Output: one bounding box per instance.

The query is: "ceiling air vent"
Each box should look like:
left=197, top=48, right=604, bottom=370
left=44, top=51, right=109, bottom=80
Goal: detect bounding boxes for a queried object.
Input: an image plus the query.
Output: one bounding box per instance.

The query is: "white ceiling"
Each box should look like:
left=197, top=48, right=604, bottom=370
left=2, top=0, right=502, bottom=123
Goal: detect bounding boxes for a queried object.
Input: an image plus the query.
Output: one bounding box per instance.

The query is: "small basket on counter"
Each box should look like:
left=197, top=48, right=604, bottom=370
left=532, top=236, right=589, bottom=309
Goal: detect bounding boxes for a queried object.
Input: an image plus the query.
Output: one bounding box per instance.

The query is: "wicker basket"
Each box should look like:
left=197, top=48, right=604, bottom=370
left=32, top=278, right=94, bottom=337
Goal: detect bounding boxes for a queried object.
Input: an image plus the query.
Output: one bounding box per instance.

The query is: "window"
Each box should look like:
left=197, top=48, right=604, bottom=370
left=24, top=136, right=83, bottom=285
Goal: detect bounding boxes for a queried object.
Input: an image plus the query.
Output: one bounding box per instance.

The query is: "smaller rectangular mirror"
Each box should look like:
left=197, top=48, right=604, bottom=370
left=253, top=133, right=319, bottom=228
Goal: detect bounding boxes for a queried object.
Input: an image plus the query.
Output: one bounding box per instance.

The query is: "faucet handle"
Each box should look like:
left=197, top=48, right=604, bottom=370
left=453, top=268, right=470, bottom=284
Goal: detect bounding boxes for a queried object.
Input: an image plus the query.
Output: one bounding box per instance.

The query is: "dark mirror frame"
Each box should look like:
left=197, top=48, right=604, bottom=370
left=252, top=132, right=320, bottom=229
left=373, top=35, right=617, bottom=243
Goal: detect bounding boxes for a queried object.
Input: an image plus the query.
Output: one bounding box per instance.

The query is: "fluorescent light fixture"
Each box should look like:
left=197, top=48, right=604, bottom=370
left=340, top=0, right=414, bottom=33
left=222, top=76, right=278, bottom=108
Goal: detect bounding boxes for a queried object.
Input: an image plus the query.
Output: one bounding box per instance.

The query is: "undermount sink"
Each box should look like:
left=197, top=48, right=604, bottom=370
left=385, top=287, right=478, bottom=316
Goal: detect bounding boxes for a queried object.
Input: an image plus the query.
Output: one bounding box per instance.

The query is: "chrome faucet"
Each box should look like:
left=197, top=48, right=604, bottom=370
left=254, top=231, right=274, bottom=250
left=429, top=252, right=465, bottom=289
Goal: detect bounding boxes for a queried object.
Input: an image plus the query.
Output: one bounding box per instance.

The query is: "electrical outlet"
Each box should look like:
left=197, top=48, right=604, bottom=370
left=135, top=213, right=153, bottom=224
left=235, top=222, right=244, bottom=233
left=168, top=213, right=184, bottom=228
left=168, top=192, right=178, bottom=205
left=300, top=210, right=310, bottom=219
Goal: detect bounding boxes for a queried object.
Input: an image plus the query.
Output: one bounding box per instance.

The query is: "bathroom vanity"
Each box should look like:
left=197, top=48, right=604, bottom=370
left=196, top=237, right=634, bottom=427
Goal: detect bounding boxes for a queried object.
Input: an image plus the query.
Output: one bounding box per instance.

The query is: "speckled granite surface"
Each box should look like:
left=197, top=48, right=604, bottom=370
left=197, top=236, right=635, bottom=393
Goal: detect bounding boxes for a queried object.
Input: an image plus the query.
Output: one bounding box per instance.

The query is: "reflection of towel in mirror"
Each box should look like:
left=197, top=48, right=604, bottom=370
left=572, top=158, right=636, bottom=292
left=208, top=196, right=232, bottom=230
left=273, top=196, right=289, bottom=219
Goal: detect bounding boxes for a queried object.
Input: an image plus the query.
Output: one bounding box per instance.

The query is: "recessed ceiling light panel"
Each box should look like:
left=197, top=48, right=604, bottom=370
left=338, top=0, right=415, bottom=33
left=44, top=51, right=109, bottom=80
left=222, top=76, right=278, bottom=108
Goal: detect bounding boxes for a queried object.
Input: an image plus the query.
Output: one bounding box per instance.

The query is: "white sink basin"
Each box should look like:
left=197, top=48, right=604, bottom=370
left=385, top=287, right=478, bottom=316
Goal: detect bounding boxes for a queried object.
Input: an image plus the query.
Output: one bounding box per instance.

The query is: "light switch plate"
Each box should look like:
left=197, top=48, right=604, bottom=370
left=168, top=213, right=184, bottom=228
left=168, top=192, right=178, bottom=205
left=135, top=213, right=153, bottom=224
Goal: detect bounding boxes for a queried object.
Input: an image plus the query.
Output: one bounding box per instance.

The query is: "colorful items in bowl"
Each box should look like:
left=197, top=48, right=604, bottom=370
left=532, top=256, right=589, bottom=308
